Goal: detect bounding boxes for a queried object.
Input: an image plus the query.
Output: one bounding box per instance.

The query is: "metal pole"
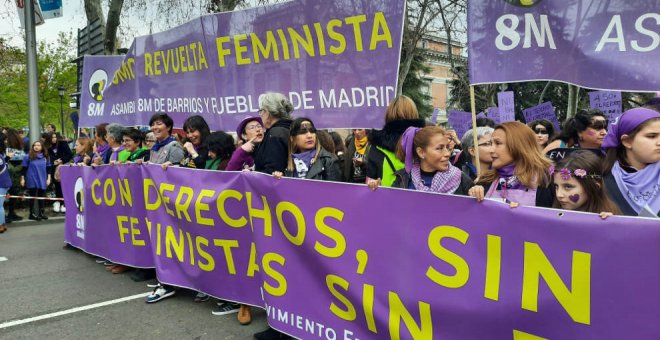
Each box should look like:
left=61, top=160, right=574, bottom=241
left=25, top=0, right=41, bottom=145
left=60, top=94, right=64, bottom=137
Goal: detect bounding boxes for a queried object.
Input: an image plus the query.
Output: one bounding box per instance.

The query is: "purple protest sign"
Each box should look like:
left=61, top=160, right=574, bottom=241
left=61, top=164, right=660, bottom=339
left=487, top=106, right=500, bottom=123
left=468, top=0, right=660, bottom=92
left=476, top=111, right=487, bottom=119
left=497, top=91, right=515, bottom=122
left=523, top=102, right=561, bottom=132
left=589, top=91, right=622, bottom=125
left=79, top=0, right=405, bottom=131
left=447, top=110, right=473, bottom=139
left=431, top=108, right=440, bottom=124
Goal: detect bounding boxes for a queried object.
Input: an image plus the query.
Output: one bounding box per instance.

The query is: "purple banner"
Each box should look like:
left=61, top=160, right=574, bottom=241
left=447, top=110, right=473, bottom=140
left=497, top=91, right=515, bottom=122
left=79, top=0, right=405, bottom=130
left=60, top=164, right=660, bottom=339
left=589, top=91, right=622, bottom=125
left=468, top=0, right=660, bottom=92
left=487, top=106, right=500, bottom=123
left=523, top=101, right=561, bottom=132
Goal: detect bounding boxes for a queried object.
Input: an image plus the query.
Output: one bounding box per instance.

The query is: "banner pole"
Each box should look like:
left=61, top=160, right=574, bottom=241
left=469, top=85, right=480, bottom=177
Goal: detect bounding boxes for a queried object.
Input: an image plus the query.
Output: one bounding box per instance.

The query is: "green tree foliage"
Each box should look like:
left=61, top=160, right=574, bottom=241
left=449, top=65, right=656, bottom=125
left=401, top=44, right=433, bottom=119
left=0, top=33, right=77, bottom=135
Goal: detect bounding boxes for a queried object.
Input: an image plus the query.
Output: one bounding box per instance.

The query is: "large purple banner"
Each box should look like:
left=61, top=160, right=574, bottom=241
left=60, top=165, right=660, bottom=339
left=468, top=1, right=660, bottom=92
left=79, top=0, right=405, bottom=131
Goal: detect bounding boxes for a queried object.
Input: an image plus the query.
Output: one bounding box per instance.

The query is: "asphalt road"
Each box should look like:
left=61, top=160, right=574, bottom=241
left=0, top=218, right=269, bottom=339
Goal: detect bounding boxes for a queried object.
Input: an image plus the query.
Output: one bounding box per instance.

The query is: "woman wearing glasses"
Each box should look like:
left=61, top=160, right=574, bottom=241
left=226, top=116, right=264, bottom=171
left=529, top=119, right=555, bottom=149
left=543, top=109, right=608, bottom=154
left=459, top=127, right=494, bottom=180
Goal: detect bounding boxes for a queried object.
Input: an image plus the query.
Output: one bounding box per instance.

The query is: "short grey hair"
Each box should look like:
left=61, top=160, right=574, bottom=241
left=106, top=123, right=127, bottom=142
left=461, top=126, right=494, bottom=149
left=260, top=92, right=293, bottom=119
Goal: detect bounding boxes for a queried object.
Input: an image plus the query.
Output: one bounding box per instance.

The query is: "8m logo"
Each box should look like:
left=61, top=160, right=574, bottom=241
left=87, top=69, right=108, bottom=117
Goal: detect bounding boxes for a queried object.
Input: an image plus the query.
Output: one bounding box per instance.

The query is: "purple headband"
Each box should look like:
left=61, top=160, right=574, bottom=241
left=601, top=108, right=660, bottom=149
left=401, top=127, right=421, bottom=172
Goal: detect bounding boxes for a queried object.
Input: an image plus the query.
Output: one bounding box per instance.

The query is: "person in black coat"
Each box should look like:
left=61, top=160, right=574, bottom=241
left=254, top=92, right=294, bottom=174
left=45, top=132, right=72, bottom=213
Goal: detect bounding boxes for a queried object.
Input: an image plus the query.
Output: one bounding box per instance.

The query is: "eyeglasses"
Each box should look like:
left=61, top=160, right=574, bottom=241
left=258, top=109, right=268, bottom=115
left=245, top=124, right=262, bottom=130
left=534, top=128, right=548, bottom=135
left=477, top=141, right=493, bottom=147
left=146, top=139, right=156, bottom=143
left=589, top=120, right=608, bottom=130
left=295, top=127, right=317, bottom=135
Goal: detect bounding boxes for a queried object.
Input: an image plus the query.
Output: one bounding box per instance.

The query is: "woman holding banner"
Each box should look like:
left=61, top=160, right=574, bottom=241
left=468, top=122, right=554, bottom=207
left=366, top=95, right=425, bottom=188
left=601, top=108, right=660, bottom=217
left=372, top=126, right=474, bottom=195
left=179, top=115, right=211, bottom=169
left=272, top=117, right=341, bottom=181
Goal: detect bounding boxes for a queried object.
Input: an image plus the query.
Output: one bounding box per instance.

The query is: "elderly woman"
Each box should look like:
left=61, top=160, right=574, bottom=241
left=253, top=92, right=294, bottom=174
left=459, top=127, right=494, bottom=180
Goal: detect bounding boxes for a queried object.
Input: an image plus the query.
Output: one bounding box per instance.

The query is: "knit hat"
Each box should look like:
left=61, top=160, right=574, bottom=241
left=236, top=116, right=263, bottom=142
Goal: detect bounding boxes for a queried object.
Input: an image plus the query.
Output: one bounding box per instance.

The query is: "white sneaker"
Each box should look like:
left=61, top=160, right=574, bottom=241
left=60, top=205, right=66, bottom=213
left=53, top=201, right=61, bottom=213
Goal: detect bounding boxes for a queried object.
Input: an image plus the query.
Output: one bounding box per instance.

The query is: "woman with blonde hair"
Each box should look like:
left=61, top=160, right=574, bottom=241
left=366, top=95, right=425, bottom=187
left=468, top=122, right=554, bottom=207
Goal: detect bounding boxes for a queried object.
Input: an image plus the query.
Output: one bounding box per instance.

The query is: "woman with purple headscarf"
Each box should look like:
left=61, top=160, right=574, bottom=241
left=368, top=126, right=474, bottom=195
left=602, top=108, right=660, bottom=218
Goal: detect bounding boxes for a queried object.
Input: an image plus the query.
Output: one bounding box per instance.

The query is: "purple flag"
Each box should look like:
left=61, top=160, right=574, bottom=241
left=497, top=91, right=515, bottom=122
left=447, top=110, right=473, bottom=139
left=468, top=0, right=660, bottom=92
left=79, top=0, right=405, bottom=131
left=523, top=101, right=561, bottom=132
left=589, top=91, right=622, bottom=125
left=61, top=164, right=660, bottom=339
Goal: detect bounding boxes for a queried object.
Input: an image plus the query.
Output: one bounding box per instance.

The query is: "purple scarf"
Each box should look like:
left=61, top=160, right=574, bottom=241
left=152, top=136, right=176, bottom=152
left=73, top=154, right=83, bottom=164
left=410, top=164, right=461, bottom=194
left=95, top=143, right=109, bottom=156
left=496, top=163, right=524, bottom=190
left=612, top=161, right=660, bottom=216
left=110, top=145, right=125, bottom=162
left=292, top=149, right=317, bottom=178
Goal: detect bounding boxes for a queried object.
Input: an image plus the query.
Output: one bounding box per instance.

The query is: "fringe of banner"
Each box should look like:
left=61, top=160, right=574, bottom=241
left=3, top=195, right=65, bottom=201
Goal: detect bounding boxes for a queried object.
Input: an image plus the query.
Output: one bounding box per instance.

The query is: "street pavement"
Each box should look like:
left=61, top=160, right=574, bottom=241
left=0, top=217, right=269, bottom=339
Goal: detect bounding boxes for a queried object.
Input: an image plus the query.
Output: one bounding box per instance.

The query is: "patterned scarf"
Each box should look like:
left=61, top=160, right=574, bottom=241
left=354, top=136, right=368, bottom=155
left=612, top=161, right=660, bottom=215
left=292, top=149, right=316, bottom=178
left=410, top=164, right=462, bottom=194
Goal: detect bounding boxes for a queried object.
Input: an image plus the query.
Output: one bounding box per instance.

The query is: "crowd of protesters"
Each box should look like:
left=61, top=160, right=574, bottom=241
left=1, top=93, right=658, bottom=340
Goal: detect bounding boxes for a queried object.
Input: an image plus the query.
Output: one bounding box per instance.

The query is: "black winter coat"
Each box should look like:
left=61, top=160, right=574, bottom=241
left=366, top=119, right=426, bottom=180
left=254, top=119, right=292, bottom=174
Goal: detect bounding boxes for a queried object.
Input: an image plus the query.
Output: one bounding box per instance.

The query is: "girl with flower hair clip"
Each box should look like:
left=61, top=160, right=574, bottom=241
left=550, top=150, right=620, bottom=218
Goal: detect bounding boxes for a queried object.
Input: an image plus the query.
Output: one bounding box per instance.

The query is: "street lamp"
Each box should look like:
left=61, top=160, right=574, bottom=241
left=58, top=85, right=65, bottom=137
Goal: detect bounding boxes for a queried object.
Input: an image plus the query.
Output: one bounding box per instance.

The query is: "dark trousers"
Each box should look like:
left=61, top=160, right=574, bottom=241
left=28, top=188, right=45, bottom=215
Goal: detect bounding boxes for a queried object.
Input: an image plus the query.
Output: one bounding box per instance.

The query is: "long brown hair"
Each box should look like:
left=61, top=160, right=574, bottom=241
left=552, top=151, right=621, bottom=214
left=29, top=140, right=48, bottom=160
left=477, top=122, right=551, bottom=188
left=604, top=117, right=660, bottom=172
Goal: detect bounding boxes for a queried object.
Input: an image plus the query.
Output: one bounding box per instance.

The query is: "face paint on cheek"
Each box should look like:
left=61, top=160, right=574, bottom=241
left=569, top=194, right=580, bottom=203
